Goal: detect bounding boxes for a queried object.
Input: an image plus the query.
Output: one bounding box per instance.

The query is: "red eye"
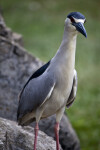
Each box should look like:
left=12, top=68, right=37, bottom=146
left=70, top=17, right=75, bottom=23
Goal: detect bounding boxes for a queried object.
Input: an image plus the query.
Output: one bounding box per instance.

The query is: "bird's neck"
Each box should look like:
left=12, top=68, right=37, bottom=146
left=52, top=26, right=77, bottom=70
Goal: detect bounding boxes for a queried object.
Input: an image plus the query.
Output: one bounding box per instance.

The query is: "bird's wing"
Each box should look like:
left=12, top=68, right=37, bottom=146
left=66, top=69, right=78, bottom=108
left=19, top=61, right=51, bottom=98
left=17, top=74, right=55, bottom=120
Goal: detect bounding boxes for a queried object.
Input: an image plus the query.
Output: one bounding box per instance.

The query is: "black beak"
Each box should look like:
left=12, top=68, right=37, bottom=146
left=73, top=22, right=87, bottom=38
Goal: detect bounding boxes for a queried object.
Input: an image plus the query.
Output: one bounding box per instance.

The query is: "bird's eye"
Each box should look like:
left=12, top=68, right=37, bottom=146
left=70, top=17, right=75, bottom=23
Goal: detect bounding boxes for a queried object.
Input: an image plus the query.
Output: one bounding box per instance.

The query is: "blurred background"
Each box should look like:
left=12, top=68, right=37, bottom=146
left=0, top=0, right=100, bottom=150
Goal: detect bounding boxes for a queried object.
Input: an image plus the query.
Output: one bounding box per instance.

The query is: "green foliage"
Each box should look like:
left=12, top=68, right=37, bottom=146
left=0, top=0, right=100, bottom=150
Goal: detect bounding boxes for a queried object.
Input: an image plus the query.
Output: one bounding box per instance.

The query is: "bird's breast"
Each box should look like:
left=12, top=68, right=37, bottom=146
left=41, top=57, right=74, bottom=117
left=55, top=68, right=74, bottom=100
left=42, top=68, right=74, bottom=118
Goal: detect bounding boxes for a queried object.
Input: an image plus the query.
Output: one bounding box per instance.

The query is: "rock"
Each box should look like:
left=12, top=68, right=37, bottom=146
left=0, top=117, right=60, bottom=150
left=0, top=13, right=80, bottom=150
left=12, top=32, right=23, bottom=46
left=0, top=12, right=23, bottom=46
left=0, top=35, right=42, bottom=121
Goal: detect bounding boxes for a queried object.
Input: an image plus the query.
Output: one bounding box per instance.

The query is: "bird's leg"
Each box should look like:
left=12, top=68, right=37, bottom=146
left=55, top=122, right=60, bottom=150
left=34, top=122, right=39, bottom=150
left=55, top=107, right=65, bottom=150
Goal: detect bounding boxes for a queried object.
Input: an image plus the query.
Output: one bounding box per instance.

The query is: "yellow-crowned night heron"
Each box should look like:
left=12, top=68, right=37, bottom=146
left=17, top=12, right=87, bottom=150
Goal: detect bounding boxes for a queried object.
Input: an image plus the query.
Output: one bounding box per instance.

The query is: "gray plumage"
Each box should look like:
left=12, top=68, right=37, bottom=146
left=17, top=12, right=87, bottom=127
left=17, top=66, right=77, bottom=125
left=18, top=72, right=55, bottom=120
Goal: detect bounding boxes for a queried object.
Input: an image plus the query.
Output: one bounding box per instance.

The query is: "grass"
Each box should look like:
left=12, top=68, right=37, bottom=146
left=0, top=0, right=100, bottom=150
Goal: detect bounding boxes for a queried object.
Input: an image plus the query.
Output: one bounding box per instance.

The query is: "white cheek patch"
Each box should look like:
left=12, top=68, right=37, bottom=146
left=73, top=17, right=85, bottom=23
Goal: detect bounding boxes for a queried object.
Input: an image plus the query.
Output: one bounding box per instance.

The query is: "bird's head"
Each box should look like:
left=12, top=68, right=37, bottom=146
left=65, top=12, right=87, bottom=38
